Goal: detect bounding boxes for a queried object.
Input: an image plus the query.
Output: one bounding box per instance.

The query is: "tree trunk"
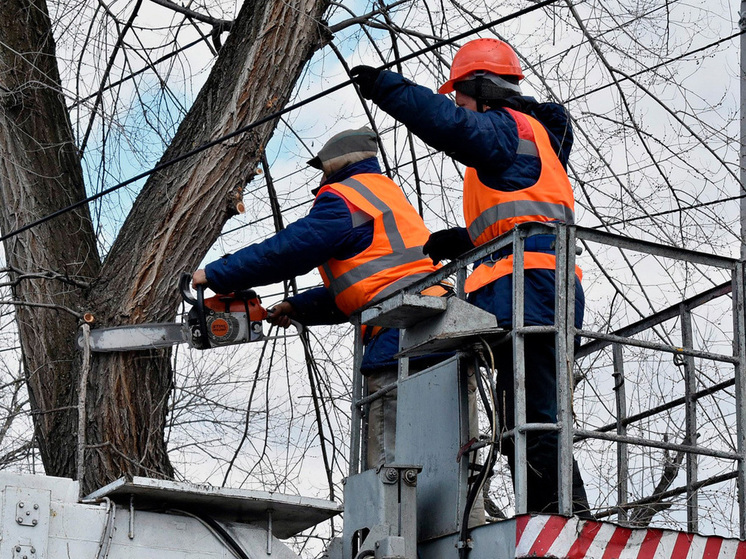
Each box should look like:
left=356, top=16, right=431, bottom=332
left=0, top=0, right=331, bottom=494
left=0, top=0, right=101, bottom=477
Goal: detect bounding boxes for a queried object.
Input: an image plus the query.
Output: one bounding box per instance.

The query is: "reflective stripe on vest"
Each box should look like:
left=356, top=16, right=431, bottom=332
left=466, top=253, right=583, bottom=293
left=468, top=200, right=575, bottom=246
left=321, top=247, right=429, bottom=297
left=316, top=175, right=439, bottom=315
left=463, top=109, right=580, bottom=293
left=517, top=138, right=538, bottom=156
left=350, top=208, right=373, bottom=227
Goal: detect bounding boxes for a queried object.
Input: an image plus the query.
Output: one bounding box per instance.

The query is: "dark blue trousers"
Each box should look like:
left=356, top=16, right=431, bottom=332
left=493, top=333, right=591, bottom=516
left=469, top=270, right=592, bottom=517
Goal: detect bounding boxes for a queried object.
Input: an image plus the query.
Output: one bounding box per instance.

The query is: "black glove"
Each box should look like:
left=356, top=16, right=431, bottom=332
left=350, top=65, right=381, bottom=99
left=423, top=228, right=474, bottom=264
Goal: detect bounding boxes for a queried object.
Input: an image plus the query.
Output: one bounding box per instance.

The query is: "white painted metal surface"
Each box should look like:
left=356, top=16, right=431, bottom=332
left=86, top=476, right=341, bottom=539
left=397, top=297, right=504, bottom=357
left=0, top=473, right=340, bottom=559
left=360, top=293, right=448, bottom=329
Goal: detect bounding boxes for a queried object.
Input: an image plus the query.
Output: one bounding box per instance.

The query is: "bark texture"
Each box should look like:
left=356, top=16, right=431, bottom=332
left=0, top=0, right=100, bottom=477
left=0, top=0, right=331, bottom=494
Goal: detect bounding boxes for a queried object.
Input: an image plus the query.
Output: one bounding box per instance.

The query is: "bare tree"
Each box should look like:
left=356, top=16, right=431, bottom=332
left=0, top=0, right=332, bottom=494
left=0, top=0, right=741, bottom=541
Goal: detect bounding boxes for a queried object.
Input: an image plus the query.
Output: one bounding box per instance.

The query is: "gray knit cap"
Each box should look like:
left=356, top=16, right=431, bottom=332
left=307, top=127, right=378, bottom=176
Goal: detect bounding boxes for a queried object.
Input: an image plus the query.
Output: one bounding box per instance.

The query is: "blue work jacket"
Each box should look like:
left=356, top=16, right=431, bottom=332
left=368, top=70, right=583, bottom=328
left=204, top=158, right=380, bottom=306
left=204, top=157, right=430, bottom=371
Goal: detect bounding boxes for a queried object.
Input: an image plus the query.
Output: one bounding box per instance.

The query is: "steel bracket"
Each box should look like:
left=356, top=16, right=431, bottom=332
left=1, top=486, right=50, bottom=559
left=14, top=501, right=40, bottom=527
left=11, top=544, right=37, bottom=559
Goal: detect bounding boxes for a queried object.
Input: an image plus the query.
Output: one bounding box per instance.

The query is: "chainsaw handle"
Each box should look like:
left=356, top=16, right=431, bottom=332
left=179, top=272, right=198, bottom=305
left=179, top=272, right=210, bottom=348
left=195, top=282, right=210, bottom=349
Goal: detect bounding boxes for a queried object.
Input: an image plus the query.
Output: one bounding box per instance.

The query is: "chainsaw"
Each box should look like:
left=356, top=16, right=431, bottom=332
left=79, top=273, right=293, bottom=352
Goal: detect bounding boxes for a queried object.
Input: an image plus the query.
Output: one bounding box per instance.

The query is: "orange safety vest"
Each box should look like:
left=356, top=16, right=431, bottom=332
left=463, top=108, right=581, bottom=293
left=316, top=174, right=440, bottom=316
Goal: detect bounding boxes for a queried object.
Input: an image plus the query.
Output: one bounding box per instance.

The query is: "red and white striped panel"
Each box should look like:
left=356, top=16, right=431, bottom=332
left=515, top=514, right=746, bottom=559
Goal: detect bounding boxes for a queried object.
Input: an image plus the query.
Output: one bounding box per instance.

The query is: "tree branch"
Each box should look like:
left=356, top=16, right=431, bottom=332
left=0, top=300, right=83, bottom=320
left=148, top=0, right=233, bottom=32
left=627, top=435, right=687, bottom=526
left=0, top=266, right=91, bottom=290
left=327, top=0, right=409, bottom=34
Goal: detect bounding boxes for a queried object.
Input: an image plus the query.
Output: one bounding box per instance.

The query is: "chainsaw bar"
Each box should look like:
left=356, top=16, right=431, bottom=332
left=79, top=323, right=189, bottom=352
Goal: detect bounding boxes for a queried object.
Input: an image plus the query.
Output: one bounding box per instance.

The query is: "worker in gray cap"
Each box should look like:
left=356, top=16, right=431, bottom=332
left=193, top=127, right=448, bottom=468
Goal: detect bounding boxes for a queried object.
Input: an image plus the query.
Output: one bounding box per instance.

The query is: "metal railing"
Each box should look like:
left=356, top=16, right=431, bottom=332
left=349, top=221, right=746, bottom=537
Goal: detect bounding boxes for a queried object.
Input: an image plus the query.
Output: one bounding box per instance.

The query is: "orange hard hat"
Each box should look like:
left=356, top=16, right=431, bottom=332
left=439, top=38, right=524, bottom=94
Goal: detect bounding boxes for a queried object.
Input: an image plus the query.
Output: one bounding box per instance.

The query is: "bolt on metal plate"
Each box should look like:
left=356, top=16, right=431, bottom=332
left=14, top=502, right=40, bottom=527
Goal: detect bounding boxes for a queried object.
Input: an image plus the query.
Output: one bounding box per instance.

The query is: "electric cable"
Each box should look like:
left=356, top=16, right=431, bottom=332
left=171, top=509, right=252, bottom=559
left=66, top=0, right=684, bottom=114
left=227, top=26, right=746, bottom=243
left=3, top=2, right=736, bottom=249
left=217, top=148, right=440, bottom=239
left=459, top=340, right=498, bottom=559
left=566, top=30, right=744, bottom=104
left=0, top=0, right=558, bottom=245
left=71, top=1, right=403, bottom=114
left=592, top=192, right=746, bottom=230
left=474, top=353, right=494, bottom=431
left=94, top=497, right=116, bottom=559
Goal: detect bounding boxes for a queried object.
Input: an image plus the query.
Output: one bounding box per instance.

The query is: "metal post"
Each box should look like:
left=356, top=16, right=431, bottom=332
left=612, top=343, right=628, bottom=523
left=740, top=1, right=746, bottom=261
left=513, top=229, right=528, bottom=514
left=736, top=3, right=746, bottom=533
left=681, top=307, right=698, bottom=532
left=398, top=329, right=410, bottom=380
left=555, top=223, right=575, bottom=515
left=267, top=509, right=273, bottom=555
left=350, top=317, right=364, bottom=476
left=128, top=494, right=136, bottom=539
left=734, top=261, right=746, bottom=538
left=457, top=264, right=467, bottom=300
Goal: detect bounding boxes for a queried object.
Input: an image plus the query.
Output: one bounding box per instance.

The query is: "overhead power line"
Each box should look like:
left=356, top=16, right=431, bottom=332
left=593, top=193, right=746, bottom=229
left=565, top=30, right=744, bottom=104
left=69, top=0, right=672, bottom=116
left=0, top=0, right=558, bottom=244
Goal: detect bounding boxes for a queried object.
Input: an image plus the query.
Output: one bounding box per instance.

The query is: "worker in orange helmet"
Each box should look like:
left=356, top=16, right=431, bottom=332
left=350, top=38, right=593, bottom=518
